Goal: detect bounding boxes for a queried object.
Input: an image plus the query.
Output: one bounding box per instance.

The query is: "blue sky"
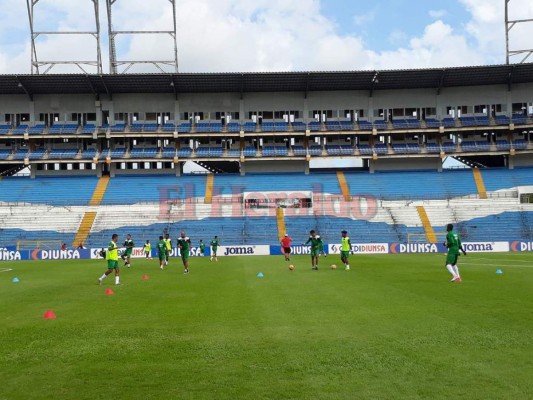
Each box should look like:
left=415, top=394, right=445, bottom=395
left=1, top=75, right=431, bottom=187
left=320, top=0, right=471, bottom=51
left=0, top=0, right=532, bottom=74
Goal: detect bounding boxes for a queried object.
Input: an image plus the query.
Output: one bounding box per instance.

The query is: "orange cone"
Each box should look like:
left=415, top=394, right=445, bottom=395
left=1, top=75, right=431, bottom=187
left=105, top=288, right=114, bottom=295
left=142, top=274, right=149, bottom=280
left=43, top=310, right=56, bottom=319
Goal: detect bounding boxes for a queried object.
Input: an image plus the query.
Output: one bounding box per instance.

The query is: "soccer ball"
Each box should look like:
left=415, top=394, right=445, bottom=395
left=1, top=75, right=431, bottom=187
left=288, top=265, right=295, bottom=271
left=330, top=264, right=337, bottom=270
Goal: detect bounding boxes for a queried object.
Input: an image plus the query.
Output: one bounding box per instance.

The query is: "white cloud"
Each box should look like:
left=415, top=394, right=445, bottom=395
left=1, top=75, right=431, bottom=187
left=353, top=11, right=375, bottom=26
left=0, top=0, right=530, bottom=74
left=429, top=9, right=448, bottom=19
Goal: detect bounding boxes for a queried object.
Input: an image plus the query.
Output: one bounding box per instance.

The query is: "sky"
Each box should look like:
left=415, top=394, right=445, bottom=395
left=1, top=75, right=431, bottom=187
left=1, top=0, right=533, bottom=74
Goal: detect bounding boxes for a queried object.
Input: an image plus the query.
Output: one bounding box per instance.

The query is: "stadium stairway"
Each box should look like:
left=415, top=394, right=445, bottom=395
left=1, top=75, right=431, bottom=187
left=336, top=171, right=351, bottom=201
left=205, top=174, right=214, bottom=204
left=472, top=168, right=487, bottom=199
left=276, top=208, right=287, bottom=240
left=416, top=206, right=438, bottom=243
left=72, top=176, right=110, bottom=246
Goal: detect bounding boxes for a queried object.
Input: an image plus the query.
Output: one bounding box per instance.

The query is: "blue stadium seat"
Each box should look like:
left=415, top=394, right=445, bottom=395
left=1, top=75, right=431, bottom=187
left=495, top=140, right=510, bottom=151
left=110, top=123, right=126, bottom=132
left=426, top=142, right=440, bottom=154
left=244, top=146, right=257, bottom=157
left=511, top=115, right=527, bottom=125
left=425, top=118, right=440, bottom=128
left=338, top=120, right=354, bottom=131
left=243, top=122, right=257, bottom=133
left=143, top=123, right=159, bottom=132
left=12, top=149, right=29, bottom=160
left=292, top=146, right=306, bottom=156
left=374, top=120, right=388, bottom=130
left=81, top=124, right=96, bottom=134
left=48, top=149, right=79, bottom=159
left=13, top=124, right=29, bottom=134
left=0, top=149, right=12, bottom=159
left=374, top=143, right=388, bottom=154
left=513, top=140, right=529, bottom=150
left=308, top=121, right=321, bottom=132
left=441, top=142, right=457, bottom=153
left=358, top=144, right=373, bottom=155
left=495, top=115, right=510, bottom=125
left=177, top=123, right=191, bottom=133
left=291, top=122, right=307, bottom=132
left=177, top=148, right=192, bottom=158
left=162, top=147, right=176, bottom=158
left=392, top=143, right=408, bottom=154
left=461, top=141, right=478, bottom=152
left=162, top=123, right=176, bottom=132
left=28, top=149, right=46, bottom=160
left=227, top=122, right=241, bottom=133
left=0, top=124, right=11, bottom=134
left=442, top=118, right=456, bottom=128
left=28, top=124, right=45, bottom=134
left=325, top=121, right=341, bottom=131
left=459, top=117, right=477, bottom=127
left=309, top=145, right=322, bottom=156
left=226, top=149, right=241, bottom=157
left=81, top=149, right=97, bottom=159
left=357, top=120, right=373, bottom=130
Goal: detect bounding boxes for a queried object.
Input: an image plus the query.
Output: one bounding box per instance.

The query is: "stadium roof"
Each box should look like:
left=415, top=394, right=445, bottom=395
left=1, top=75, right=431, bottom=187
left=1, top=63, right=533, bottom=96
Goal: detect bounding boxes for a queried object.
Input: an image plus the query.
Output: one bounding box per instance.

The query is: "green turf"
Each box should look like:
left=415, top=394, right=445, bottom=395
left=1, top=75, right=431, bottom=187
left=0, top=253, right=532, bottom=400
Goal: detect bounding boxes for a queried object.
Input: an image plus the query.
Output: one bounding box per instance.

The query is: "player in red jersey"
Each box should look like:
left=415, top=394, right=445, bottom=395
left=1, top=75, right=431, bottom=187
left=280, top=233, right=293, bottom=261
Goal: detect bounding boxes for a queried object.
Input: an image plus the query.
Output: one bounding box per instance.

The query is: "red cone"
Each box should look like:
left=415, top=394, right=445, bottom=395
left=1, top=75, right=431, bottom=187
left=142, top=274, right=149, bottom=280
left=43, top=310, right=56, bottom=319
left=105, top=288, right=114, bottom=295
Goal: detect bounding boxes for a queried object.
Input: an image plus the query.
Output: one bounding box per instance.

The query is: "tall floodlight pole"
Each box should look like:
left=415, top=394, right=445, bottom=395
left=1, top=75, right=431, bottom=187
left=505, top=0, right=533, bottom=64
left=106, top=0, right=179, bottom=74
left=26, top=0, right=103, bottom=74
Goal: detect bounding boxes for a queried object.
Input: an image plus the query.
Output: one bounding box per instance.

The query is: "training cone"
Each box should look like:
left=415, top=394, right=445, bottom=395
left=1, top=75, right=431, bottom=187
left=142, top=274, right=149, bottom=280
left=43, top=310, right=56, bottom=319
left=496, top=269, right=503, bottom=275
left=257, top=272, right=264, bottom=278
left=105, top=288, right=114, bottom=295
left=12, top=277, right=20, bottom=283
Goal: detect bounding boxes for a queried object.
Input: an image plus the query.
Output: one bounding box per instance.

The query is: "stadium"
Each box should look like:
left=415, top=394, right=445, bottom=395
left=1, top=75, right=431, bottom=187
left=1, top=1, right=532, bottom=399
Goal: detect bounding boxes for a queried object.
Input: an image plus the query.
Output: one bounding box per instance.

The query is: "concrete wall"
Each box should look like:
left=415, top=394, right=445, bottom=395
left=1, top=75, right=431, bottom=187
left=369, top=157, right=442, bottom=172
left=2, top=82, right=532, bottom=123
left=511, top=154, right=533, bottom=168
left=244, top=160, right=308, bottom=173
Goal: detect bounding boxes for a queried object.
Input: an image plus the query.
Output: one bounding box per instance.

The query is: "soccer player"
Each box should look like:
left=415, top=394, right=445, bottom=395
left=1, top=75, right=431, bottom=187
left=304, top=230, right=322, bottom=270
left=340, top=230, right=353, bottom=271
left=177, top=231, right=192, bottom=274
left=280, top=233, right=293, bottom=261
left=444, top=223, right=467, bottom=283
left=98, top=233, right=121, bottom=285
left=157, top=236, right=167, bottom=270
left=122, top=234, right=134, bottom=268
left=143, top=240, right=152, bottom=260
left=163, top=234, right=172, bottom=266
left=199, top=240, right=205, bottom=256
left=210, top=236, right=219, bottom=262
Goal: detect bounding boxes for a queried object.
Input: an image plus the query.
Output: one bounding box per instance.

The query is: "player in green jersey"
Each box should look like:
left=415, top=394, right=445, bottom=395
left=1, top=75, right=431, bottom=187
left=177, top=231, right=192, bottom=274
left=98, top=233, right=121, bottom=285
left=121, top=234, right=134, bottom=268
left=199, top=240, right=205, bottom=256
left=444, top=224, right=467, bottom=283
left=304, top=230, right=323, bottom=270
left=157, top=236, right=167, bottom=270
left=210, top=236, right=219, bottom=262
left=143, top=240, right=152, bottom=260
left=163, top=234, right=172, bottom=266
left=340, top=230, right=353, bottom=271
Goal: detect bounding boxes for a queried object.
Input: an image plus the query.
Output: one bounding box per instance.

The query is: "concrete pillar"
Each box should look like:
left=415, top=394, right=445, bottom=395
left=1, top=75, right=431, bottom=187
left=174, top=100, right=180, bottom=122
left=239, top=99, right=245, bottom=122
left=175, top=161, right=181, bottom=176
left=29, top=101, right=35, bottom=125
left=305, top=161, right=310, bottom=175
left=240, top=162, right=245, bottom=176
left=508, top=155, right=514, bottom=170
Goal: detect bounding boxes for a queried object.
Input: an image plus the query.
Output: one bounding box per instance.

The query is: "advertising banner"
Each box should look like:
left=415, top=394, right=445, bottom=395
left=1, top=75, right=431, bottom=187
left=329, top=243, right=389, bottom=255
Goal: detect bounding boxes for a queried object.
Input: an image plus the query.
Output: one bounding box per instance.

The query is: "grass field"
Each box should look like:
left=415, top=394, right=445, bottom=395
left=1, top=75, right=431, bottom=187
left=1, top=252, right=532, bottom=400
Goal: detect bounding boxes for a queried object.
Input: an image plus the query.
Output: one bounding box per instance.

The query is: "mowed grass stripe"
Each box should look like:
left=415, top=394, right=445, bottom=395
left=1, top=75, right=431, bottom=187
left=0, top=253, right=532, bottom=400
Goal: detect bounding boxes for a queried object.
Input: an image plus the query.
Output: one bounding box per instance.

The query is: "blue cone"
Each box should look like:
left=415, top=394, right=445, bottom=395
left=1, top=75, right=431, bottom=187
left=12, top=277, right=20, bottom=283
left=496, top=269, right=503, bottom=275
left=257, top=272, right=264, bottom=278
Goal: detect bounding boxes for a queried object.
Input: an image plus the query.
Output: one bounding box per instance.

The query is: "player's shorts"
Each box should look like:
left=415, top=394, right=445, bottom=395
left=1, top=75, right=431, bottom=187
left=181, top=252, right=189, bottom=261
left=212, top=247, right=218, bottom=254
left=159, top=253, right=166, bottom=261
left=107, top=260, right=119, bottom=269
left=446, top=252, right=459, bottom=265
left=283, top=247, right=291, bottom=254
left=124, top=250, right=132, bottom=257
left=311, top=249, right=320, bottom=257
left=144, top=251, right=150, bottom=257
left=341, top=250, right=350, bottom=259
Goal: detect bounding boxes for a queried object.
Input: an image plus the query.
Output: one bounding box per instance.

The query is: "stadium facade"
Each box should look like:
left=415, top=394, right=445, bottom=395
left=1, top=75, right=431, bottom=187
left=0, top=63, right=532, bottom=177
